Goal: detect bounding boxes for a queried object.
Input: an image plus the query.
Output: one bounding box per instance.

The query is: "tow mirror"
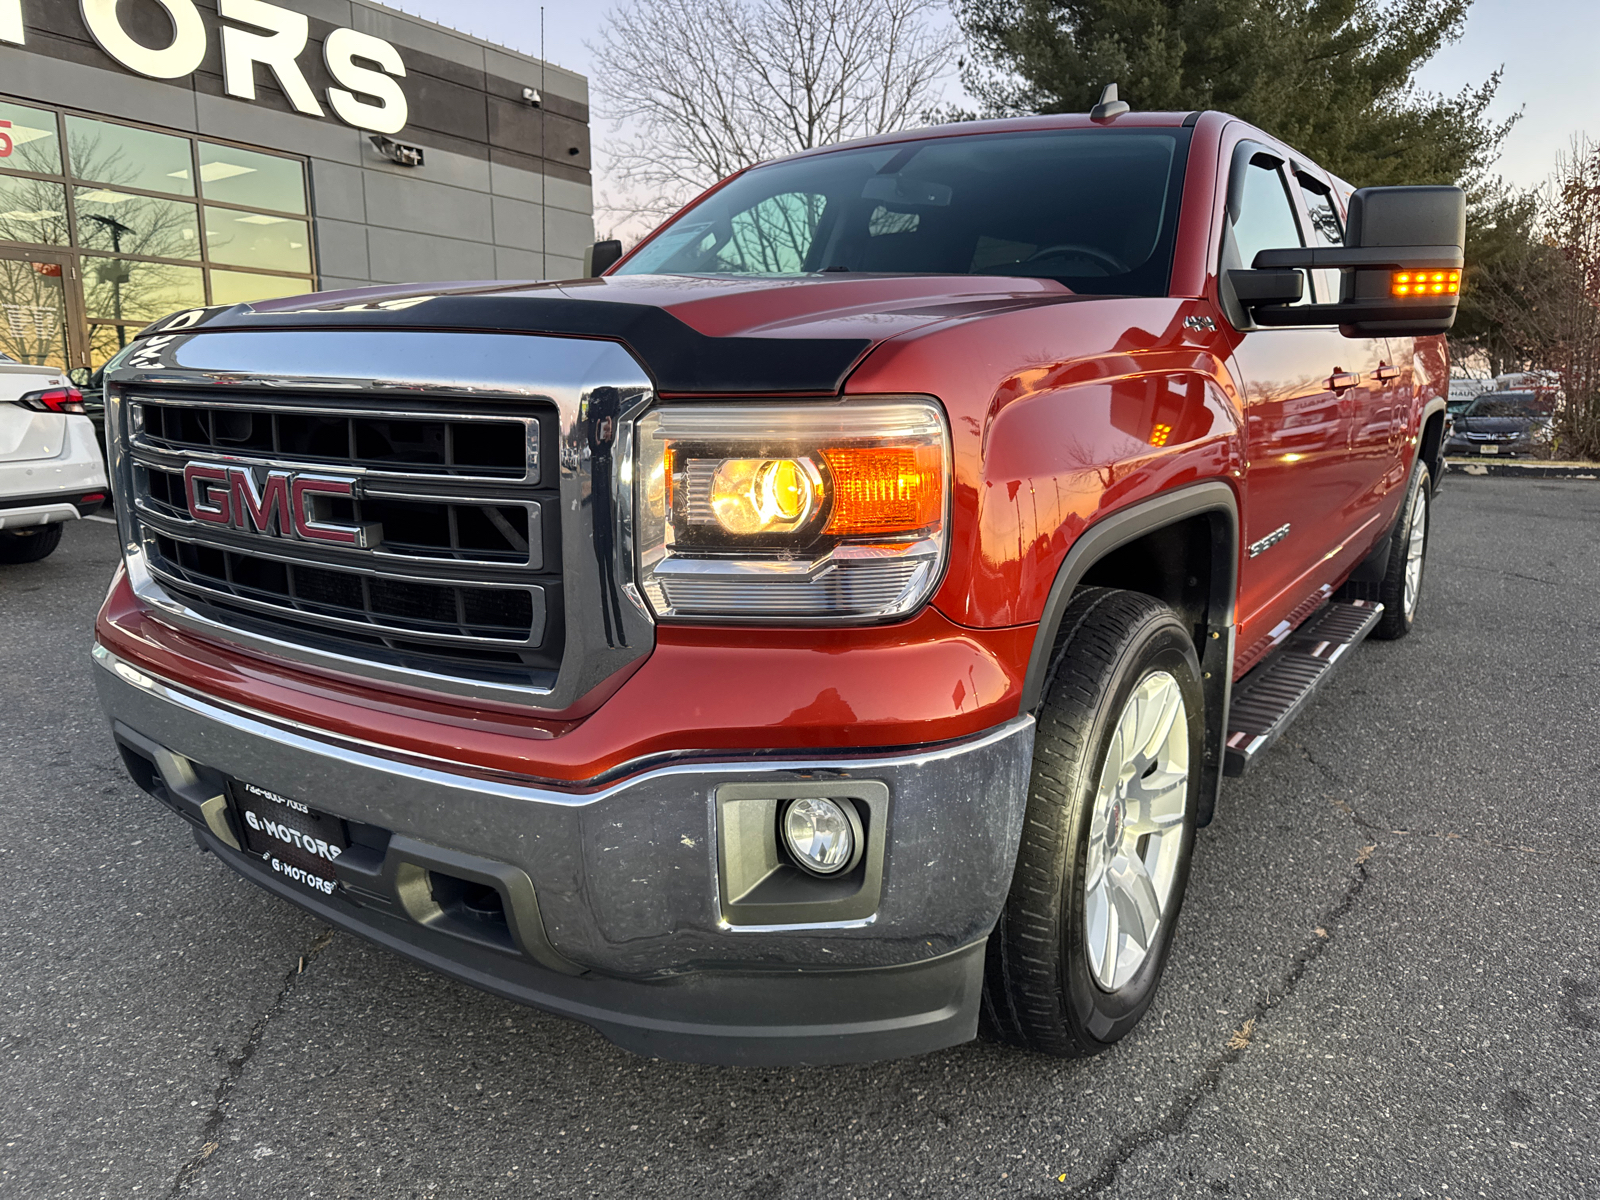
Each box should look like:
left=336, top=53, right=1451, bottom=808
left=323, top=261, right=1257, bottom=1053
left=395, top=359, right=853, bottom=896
left=584, top=239, right=623, bottom=277
left=1230, top=185, right=1465, bottom=337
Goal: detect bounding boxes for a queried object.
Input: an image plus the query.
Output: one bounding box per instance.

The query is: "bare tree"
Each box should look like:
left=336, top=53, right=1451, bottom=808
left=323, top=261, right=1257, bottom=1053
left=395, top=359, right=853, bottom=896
left=591, top=0, right=957, bottom=229
left=1464, top=138, right=1600, bottom=461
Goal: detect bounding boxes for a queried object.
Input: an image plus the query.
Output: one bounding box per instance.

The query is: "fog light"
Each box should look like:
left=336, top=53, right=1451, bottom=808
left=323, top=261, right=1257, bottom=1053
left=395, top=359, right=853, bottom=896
left=782, top=797, right=862, bottom=876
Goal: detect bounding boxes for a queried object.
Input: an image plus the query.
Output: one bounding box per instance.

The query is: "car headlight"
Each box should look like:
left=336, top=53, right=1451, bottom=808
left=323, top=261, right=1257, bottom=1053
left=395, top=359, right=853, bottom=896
left=633, top=400, right=950, bottom=622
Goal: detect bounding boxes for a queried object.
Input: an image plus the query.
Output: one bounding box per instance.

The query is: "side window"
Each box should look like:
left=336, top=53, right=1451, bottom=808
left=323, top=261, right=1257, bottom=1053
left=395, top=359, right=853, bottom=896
left=1297, top=174, right=1344, bottom=303
left=1231, top=157, right=1304, bottom=269
left=715, top=192, right=827, bottom=274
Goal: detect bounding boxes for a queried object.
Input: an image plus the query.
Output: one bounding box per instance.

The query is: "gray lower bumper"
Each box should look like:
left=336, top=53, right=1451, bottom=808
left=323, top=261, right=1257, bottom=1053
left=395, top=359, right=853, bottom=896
left=93, top=645, right=1035, bottom=1064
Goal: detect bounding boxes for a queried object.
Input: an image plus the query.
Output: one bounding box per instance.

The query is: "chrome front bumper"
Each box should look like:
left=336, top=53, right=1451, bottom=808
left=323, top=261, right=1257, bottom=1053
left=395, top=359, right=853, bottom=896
left=94, top=644, right=1035, bottom=1064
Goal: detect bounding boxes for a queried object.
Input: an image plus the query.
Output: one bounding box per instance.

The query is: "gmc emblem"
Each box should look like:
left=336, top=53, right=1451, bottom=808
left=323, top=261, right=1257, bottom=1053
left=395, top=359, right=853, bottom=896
left=183, top=464, right=381, bottom=549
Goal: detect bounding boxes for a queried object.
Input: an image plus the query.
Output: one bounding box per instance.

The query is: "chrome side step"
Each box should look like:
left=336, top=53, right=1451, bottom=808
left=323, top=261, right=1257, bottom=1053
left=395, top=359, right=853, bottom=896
left=1223, top=599, right=1384, bottom=776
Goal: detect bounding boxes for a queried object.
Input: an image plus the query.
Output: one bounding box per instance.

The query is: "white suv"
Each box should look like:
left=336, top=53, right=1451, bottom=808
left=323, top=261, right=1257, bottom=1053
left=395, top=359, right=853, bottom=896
left=0, top=353, right=109, bottom=563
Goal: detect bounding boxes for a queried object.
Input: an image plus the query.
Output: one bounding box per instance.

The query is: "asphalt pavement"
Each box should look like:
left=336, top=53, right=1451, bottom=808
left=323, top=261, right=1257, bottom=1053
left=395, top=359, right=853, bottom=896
left=2, top=476, right=1597, bottom=1199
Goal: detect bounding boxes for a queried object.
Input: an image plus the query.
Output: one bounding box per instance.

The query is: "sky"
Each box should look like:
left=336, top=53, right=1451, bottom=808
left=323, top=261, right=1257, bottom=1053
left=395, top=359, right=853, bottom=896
left=391, top=0, right=1597, bottom=193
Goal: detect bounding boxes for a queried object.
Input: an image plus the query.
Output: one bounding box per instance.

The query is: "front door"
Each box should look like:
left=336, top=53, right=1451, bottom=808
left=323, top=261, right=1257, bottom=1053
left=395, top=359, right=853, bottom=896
left=1223, top=151, right=1372, bottom=673
left=0, top=247, right=81, bottom=371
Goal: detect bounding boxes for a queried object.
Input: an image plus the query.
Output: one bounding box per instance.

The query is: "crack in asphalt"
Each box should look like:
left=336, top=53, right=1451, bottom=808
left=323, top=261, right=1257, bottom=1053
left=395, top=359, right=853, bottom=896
left=1299, top=742, right=1600, bottom=869
left=1060, top=854, right=1374, bottom=1199
left=1426, top=554, right=1564, bottom=588
left=165, top=928, right=335, bottom=1197
left=1052, top=741, right=1384, bottom=1199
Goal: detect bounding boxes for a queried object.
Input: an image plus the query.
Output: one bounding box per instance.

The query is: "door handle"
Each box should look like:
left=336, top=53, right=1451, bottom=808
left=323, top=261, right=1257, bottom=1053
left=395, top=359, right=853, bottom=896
left=1374, top=363, right=1404, bottom=382
left=1326, top=371, right=1360, bottom=392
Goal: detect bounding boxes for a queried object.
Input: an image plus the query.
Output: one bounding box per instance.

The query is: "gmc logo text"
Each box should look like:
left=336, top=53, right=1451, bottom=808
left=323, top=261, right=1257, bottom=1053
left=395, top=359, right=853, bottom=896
left=183, top=464, right=380, bottom=548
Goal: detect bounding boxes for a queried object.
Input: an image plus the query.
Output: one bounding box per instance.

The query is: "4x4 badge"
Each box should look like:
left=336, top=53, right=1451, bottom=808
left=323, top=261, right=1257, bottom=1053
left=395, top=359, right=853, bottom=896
left=183, top=464, right=381, bottom=548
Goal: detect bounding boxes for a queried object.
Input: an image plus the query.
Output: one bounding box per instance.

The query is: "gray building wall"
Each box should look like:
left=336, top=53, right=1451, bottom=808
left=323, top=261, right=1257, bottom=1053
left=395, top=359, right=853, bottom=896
left=0, top=0, right=593, bottom=286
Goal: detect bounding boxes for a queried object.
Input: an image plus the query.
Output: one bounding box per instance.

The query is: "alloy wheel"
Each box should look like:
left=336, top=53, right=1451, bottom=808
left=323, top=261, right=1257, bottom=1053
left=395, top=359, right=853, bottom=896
left=1083, top=670, right=1190, bottom=991
left=1404, top=484, right=1429, bottom=617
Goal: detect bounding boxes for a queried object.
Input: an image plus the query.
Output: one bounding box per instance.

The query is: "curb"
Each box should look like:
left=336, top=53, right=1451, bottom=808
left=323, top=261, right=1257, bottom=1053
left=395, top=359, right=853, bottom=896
left=1444, top=458, right=1600, bottom=480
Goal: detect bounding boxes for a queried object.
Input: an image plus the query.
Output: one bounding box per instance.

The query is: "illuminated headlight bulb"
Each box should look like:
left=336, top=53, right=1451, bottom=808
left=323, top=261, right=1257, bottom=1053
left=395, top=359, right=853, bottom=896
left=782, top=797, right=861, bottom=876
left=709, top=457, right=818, bottom=534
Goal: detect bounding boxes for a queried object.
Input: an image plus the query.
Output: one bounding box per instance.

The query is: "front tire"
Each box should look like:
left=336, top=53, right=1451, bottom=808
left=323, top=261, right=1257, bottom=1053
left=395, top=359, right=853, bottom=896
left=982, top=588, right=1205, bottom=1056
left=1345, top=460, right=1431, bottom=640
left=0, top=523, right=64, bottom=564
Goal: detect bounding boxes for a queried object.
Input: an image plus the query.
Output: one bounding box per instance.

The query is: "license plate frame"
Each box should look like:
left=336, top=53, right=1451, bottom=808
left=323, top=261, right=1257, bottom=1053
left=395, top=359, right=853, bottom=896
left=1480, top=443, right=1500, bottom=455
left=229, top=779, right=350, bottom=896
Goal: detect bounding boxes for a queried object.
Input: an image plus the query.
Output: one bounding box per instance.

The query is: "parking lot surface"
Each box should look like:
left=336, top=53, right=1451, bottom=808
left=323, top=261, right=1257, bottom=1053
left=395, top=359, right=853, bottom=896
left=2, top=476, right=1597, bottom=1199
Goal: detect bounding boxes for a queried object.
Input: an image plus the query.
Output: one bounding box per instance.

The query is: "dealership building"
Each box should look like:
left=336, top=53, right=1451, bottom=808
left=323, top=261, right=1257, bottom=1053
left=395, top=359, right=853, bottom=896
left=0, top=0, right=593, bottom=375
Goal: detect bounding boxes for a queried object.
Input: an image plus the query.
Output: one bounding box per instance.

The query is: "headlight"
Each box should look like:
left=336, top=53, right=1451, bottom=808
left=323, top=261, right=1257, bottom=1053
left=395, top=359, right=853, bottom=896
left=633, top=400, right=950, bottom=622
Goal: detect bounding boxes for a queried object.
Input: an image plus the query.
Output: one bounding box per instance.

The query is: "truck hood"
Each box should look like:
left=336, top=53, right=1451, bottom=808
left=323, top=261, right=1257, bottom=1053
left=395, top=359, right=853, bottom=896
left=157, top=274, right=1086, bottom=395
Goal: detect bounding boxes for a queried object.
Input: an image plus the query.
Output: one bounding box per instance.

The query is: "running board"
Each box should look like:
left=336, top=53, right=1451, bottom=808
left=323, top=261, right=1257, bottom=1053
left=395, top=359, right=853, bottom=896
left=1223, top=599, right=1384, bottom=776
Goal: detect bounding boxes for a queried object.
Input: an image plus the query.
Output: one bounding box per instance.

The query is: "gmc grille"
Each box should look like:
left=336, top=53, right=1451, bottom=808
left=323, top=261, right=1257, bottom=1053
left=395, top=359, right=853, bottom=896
left=124, top=390, right=562, bottom=687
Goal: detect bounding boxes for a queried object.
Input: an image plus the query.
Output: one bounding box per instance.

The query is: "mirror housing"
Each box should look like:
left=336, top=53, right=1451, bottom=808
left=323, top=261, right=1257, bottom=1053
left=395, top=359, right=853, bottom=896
left=67, top=367, right=91, bottom=387
left=1228, top=185, right=1465, bottom=337
left=1227, top=268, right=1303, bottom=306
left=584, top=239, right=623, bottom=277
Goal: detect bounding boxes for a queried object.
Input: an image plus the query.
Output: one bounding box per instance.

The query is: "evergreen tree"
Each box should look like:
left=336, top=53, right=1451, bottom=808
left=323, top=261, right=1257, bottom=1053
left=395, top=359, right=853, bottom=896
left=955, top=0, right=1514, bottom=190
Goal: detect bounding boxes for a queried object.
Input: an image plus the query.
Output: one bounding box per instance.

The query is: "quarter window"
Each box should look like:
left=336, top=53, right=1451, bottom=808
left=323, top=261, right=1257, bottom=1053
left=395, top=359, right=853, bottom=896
left=1297, top=175, right=1343, bottom=303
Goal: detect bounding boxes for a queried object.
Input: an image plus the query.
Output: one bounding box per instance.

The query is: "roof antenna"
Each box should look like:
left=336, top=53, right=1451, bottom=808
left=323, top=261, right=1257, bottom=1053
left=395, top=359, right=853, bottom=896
left=1090, top=83, right=1131, bottom=121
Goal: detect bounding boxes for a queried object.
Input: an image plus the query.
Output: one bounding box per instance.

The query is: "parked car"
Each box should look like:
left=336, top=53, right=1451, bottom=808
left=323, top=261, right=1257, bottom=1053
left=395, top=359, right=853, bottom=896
left=1446, top=378, right=1490, bottom=418
left=0, top=352, right=108, bottom=563
left=93, top=105, right=1462, bottom=1065
left=1444, top=390, right=1553, bottom=457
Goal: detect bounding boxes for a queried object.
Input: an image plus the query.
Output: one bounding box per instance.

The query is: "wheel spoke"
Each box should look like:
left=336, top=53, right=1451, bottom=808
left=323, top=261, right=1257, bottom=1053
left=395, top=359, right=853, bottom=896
left=1126, top=772, right=1187, bottom=833
left=1108, top=853, right=1162, bottom=951
left=1097, top=887, right=1121, bottom=984
left=1085, top=879, right=1109, bottom=975
left=1148, top=680, right=1184, bottom=758
left=1117, top=703, right=1144, bottom=780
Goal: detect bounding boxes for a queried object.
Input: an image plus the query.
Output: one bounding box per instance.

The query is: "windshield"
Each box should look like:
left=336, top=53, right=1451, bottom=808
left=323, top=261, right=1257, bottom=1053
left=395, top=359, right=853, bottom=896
left=616, top=128, right=1192, bottom=297
left=1465, top=393, right=1549, bottom=419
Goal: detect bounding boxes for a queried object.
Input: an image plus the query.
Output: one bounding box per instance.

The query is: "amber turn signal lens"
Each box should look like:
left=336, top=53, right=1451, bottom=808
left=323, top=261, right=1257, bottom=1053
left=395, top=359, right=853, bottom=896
left=1392, top=269, right=1461, bottom=298
left=821, top=443, right=943, bottom=536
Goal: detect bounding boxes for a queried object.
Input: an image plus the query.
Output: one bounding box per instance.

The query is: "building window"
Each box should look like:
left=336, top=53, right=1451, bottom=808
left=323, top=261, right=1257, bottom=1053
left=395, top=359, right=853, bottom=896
left=0, top=95, right=316, bottom=370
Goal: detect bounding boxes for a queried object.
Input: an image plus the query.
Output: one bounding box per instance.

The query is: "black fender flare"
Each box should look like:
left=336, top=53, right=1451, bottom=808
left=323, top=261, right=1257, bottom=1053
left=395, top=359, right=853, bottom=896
left=1417, top=396, right=1448, bottom=487
left=1021, top=479, right=1240, bottom=825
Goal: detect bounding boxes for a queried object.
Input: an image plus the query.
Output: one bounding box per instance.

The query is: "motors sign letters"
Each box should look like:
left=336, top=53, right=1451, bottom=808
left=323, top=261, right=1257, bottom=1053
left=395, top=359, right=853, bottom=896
left=3, top=1, right=411, bottom=134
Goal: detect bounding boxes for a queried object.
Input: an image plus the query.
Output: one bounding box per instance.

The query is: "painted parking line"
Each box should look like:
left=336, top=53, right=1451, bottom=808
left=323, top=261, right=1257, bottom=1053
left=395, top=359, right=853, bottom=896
left=85, top=515, right=118, bottom=524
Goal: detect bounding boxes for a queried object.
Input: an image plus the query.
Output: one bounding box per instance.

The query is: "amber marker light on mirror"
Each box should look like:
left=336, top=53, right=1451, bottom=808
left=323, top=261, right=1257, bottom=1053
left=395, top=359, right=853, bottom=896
left=1392, top=270, right=1461, bottom=298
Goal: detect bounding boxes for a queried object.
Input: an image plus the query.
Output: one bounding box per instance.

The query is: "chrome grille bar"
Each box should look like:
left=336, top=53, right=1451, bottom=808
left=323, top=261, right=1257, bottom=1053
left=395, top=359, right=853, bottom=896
left=107, top=329, right=657, bottom=708
left=130, top=393, right=541, bottom=485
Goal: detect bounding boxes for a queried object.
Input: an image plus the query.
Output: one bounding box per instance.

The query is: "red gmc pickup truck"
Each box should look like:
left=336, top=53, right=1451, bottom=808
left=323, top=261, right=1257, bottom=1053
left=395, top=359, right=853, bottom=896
left=93, top=106, right=1462, bottom=1065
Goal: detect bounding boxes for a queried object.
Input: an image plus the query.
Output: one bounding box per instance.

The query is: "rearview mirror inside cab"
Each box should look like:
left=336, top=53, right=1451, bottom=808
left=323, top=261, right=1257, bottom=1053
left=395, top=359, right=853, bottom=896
left=1228, top=185, right=1465, bottom=338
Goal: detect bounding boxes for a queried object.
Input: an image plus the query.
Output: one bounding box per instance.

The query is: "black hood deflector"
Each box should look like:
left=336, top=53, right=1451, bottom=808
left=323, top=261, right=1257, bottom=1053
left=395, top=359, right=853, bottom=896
left=143, top=295, right=873, bottom=396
